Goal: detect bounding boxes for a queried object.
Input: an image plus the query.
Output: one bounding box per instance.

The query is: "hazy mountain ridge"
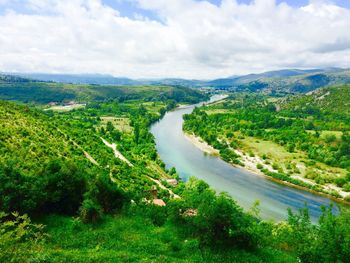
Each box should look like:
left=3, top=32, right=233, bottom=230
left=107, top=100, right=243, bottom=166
left=207, top=68, right=350, bottom=93
left=12, top=73, right=137, bottom=85
left=4, top=68, right=350, bottom=94
left=0, top=74, right=207, bottom=104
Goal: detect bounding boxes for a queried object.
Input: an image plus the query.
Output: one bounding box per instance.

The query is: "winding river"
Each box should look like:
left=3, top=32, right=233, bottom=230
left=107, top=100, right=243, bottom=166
left=150, top=95, right=336, bottom=221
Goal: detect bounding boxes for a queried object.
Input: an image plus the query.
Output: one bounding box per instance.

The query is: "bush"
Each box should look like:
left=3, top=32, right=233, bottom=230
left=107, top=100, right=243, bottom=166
left=0, top=163, right=46, bottom=214
left=178, top=178, right=257, bottom=249
left=256, top=163, right=263, bottom=170
left=0, top=159, right=87, bottom=215
left=43, top=160, right=86, bottom=214
left=194, top=191, right=256, bottom=249
left=144, top=205, right=168, bottom=227
left=94, top=173, right=126, bottom=213
left=272, top=163, right=280, bottom=171
left=275, top=206, right=350, bottom=262
left=79, top=199, right=102, bottom=224
left=335, top=176, right=347, bottom=187
left=0, top=212, right=45, bottom=262
left=342, top=183, right=350, bottom=192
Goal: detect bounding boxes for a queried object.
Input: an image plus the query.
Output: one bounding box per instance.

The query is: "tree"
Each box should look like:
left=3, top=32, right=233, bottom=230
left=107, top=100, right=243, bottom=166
left=134, top=123, right=140, bottom=144
left=106, top=121, right=114, bottom=132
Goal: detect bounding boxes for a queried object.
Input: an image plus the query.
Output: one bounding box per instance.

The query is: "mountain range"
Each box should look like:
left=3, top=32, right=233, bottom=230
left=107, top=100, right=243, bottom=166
left=3, top=67, right=350, bottom=94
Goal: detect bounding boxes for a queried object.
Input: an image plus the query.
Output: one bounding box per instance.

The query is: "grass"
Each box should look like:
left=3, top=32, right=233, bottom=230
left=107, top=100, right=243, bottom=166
left=205, top=109, right=232, bottom=115
left=142, top=101, right=166, bottom=114
left=31, top=214, right=297, bottom=262
left=237, top=133, right=347, bottom=180
left=100, top=116, right=132, bottom=133
left=306, top=130, right=343, bottom=140
left=45, top=103, right=86, bottom=112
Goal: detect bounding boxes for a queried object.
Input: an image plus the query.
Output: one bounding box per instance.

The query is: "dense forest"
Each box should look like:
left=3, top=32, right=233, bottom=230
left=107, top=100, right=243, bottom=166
left=1, top=80, right=350, bottom=262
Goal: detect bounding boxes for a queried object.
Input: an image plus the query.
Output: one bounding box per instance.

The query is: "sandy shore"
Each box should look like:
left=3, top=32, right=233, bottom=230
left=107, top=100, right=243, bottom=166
left=186, top=133, right=350, bottom=205
left=185, top=133, right=219, bottom=155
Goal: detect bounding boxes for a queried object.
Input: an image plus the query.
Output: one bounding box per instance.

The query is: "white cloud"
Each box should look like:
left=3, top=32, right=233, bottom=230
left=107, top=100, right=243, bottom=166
left=0, top=0, right=349, bottom=78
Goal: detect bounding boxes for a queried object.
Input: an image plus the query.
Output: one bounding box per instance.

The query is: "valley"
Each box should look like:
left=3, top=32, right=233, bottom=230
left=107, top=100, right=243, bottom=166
left=183, top=88, right=350, bottom=203
left=1, top=75, right=350, bottom=262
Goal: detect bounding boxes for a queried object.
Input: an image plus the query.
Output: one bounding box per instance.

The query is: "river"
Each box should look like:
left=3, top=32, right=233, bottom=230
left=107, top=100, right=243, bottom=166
left=150, top=95, right=336, bottom=221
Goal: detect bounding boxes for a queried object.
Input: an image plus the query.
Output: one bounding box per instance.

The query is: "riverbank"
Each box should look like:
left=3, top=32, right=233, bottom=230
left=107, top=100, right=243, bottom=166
left=186, top=133, right=350, bottom=207
left=184, top=133, right=219, bottom=155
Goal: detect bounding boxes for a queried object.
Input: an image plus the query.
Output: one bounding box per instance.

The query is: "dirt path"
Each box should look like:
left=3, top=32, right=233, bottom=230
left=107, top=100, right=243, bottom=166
left=56, top=127, right=99, bottom=166
left=101, top=137, right=133, bottom=167
left=148, top=176, right=180, bottom=199
left=100, top=138, right=179, bottom=198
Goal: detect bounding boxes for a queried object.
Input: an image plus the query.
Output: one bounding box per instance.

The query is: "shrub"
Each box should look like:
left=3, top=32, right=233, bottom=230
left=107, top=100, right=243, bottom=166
left=0, top=212, right=45, bottom=262
left=79, top=199, right=102, bottom=224
left=272, top=163, right=279, bottom=170
left=335, top=176, right=347, bottom=187
left=143, top=204, right=168, bottom=227
left=195, top=192, right=256, bottom=249
left=0, top=163, right=45, bottom=214
left=342, top=183, right=350, bottom=192
left=43, top=160, right=86, bottom=214
left=94, top=173, right=126, bottom=213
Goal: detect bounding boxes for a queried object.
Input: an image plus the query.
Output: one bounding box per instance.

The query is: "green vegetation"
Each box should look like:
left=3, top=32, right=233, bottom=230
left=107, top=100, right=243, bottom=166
left=2, top=177, right=350, bottom=262
left=0, top=95, right=182, bottom=217
left=1, top=79, right=350, bottom=262
left=183, top=88, right=350, bottom=199
left=282, top=85, right=350, bottom=115
left=0, top=74, right=208, bottom=104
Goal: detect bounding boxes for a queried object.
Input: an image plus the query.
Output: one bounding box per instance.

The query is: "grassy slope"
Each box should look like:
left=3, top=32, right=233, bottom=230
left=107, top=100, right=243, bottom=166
left=33, top=214, right=296, bottom=263
left=281, top=85, right=350, bottom=115
left=0, top=100, right=91, bottom=174
left=237, top=135, right=347, bottom=180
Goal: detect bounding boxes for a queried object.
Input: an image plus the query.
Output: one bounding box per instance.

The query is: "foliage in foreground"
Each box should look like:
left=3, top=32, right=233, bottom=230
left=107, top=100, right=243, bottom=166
left=1, top=177, right=350, bottom=262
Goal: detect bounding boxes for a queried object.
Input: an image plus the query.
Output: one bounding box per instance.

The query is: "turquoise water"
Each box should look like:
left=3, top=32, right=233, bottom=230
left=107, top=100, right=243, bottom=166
left=150, top=95, right=337, bottom=221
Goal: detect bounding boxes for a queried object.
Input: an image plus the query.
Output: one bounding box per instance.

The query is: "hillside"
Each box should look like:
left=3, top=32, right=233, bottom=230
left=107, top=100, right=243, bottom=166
left=207, top=68, right=350, bottom=94
left=0, top=98, right=296, bottom=262
left=0, top=100, right=143, bottom=215
left=0, top=100, right=91, bottom=176
left=15, top=73, right=205, bottom=88
left=281, top=85, right=350, bottom=115
left=16, top=73, right=137, bottom=85
left=0, top=74, right=207, bottom=104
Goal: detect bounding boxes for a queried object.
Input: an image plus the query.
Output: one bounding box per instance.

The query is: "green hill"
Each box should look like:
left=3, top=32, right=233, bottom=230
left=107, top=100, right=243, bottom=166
left=0, top=100, right=90, bottom=175
left=0, top=74, right=207, bottom=104
left=281, top=85, right=350, bottom=115
left=208, top=69, right=350, bottom=94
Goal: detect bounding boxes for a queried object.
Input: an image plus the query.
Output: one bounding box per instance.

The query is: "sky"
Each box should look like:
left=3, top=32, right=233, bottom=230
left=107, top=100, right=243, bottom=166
left=0, top=0, right=350, bottom=79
